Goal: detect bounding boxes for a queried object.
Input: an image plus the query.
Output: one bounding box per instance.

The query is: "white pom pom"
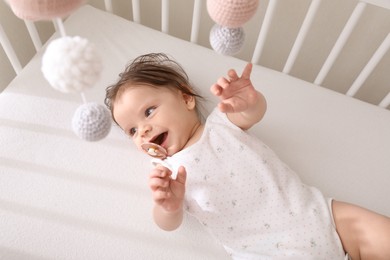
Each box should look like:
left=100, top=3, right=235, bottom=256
left=209, top=24, right=245, bottom=55
left=72, top=103, right=112, bottom=142
left=42, top=36, right=103, bottom=93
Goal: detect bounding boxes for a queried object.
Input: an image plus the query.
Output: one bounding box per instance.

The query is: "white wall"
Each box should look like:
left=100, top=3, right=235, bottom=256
left=1, top=0, right=389, bottom=107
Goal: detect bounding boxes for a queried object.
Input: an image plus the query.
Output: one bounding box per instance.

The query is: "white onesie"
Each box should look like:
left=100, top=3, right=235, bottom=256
left=155, top=109, right=346, bottom=259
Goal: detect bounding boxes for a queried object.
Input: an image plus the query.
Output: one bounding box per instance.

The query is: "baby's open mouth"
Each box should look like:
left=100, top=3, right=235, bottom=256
left=150, top=132, right=167, bottom=146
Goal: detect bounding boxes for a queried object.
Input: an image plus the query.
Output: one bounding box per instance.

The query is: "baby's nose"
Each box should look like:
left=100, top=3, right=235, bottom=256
left=140, top=124, right=152, bottom=136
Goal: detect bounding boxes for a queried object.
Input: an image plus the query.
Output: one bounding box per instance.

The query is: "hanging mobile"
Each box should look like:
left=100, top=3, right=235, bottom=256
left=41, top=17, right=111, bottom=142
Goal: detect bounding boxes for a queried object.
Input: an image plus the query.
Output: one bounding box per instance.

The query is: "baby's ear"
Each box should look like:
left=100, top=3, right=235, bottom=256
left=182, top=93, right=196, bottom=110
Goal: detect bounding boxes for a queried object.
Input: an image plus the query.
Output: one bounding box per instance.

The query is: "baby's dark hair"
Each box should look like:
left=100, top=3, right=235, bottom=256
left=105, top=53, right=203, bottom=124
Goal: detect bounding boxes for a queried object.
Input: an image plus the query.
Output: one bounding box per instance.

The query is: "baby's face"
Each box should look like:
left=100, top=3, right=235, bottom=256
left=113, top=84, right=200, bottom=157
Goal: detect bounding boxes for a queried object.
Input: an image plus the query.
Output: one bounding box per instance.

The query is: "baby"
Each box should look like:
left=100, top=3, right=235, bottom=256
left=105, top=53, right=390, bottom=259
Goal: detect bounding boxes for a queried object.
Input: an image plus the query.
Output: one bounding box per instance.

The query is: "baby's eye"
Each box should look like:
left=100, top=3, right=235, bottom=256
left=145, top=106, right=156, bottom=117
left=129, top=127, right=137, bottom=136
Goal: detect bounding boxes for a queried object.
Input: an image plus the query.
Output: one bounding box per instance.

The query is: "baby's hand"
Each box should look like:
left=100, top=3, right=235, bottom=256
left=148, top=165, right=186, bottom=212
left=210, top=63, right=258, bottom=113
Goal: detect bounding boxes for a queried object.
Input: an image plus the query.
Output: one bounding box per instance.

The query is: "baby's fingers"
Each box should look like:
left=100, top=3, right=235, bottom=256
left=228, top=69, right=239, bottom=81
left=153, top=188, right=171, bottom=204
left=176, top=166, right=187, bottom=185
left=149, top=177, right=169, bottom=191
left=241, top=63, right=252, bottom=79
left=217, top=76, right=230, bottom=89
left=210, top=83, right=223, bottom=96
left=150, top=165, right=172, bottom=178
left=211, top=76, right=232, bottom=97
left=149, top=165, right=172, bottom=191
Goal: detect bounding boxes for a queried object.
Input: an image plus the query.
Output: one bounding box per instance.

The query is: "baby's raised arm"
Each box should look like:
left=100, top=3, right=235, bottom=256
left=149, top=165, right=187, bottom=231
left=210, top=63, right=267, bottom=130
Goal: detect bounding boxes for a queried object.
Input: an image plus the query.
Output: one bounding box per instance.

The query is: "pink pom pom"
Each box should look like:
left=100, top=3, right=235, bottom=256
left=207, top=0, right=259, bottom=28
left=6, top=0, right=85, bottom=21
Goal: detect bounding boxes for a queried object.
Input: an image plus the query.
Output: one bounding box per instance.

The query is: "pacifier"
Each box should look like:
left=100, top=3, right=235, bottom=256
left=141, top=142, right=168, bottom=159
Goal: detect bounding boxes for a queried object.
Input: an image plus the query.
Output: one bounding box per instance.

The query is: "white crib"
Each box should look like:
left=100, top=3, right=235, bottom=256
left=0, top=1, right=389, bottom=259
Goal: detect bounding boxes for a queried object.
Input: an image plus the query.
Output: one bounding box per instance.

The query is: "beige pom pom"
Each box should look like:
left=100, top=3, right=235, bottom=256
left=207, top=0, right=259, bottom=28
left=6, top=0, right=85, bottom=21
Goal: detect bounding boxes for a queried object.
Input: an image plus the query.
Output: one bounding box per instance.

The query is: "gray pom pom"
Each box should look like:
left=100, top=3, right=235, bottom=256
left=209, top=24, right=245, bottom=55
left=72, top=103, right=112, bottom=142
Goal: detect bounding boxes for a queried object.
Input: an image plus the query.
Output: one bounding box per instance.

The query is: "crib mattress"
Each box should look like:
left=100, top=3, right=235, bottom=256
left=0, top=5, right=389, bottom=260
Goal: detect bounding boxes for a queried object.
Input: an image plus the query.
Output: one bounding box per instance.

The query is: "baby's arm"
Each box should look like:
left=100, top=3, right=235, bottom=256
left=149, top=165, right=186, bottom=231
left=332, top=200, right=390, bottom=259
left=210, top=63, right=267, bottom=130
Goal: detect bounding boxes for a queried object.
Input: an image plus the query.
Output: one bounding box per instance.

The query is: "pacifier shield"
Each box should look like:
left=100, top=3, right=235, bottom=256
left=141, top=142, right=168, bottom=159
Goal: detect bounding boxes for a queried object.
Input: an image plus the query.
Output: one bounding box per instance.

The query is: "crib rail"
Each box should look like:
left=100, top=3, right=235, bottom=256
left=1, top=0, right=389, bottom=108
left=252, top=0, right=390, bottom=108
left=0, top=22, right=22, bottom=74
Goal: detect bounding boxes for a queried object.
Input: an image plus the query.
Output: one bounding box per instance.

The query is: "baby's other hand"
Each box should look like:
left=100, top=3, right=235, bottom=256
left=149, top=165, right=186, bottom=212
left=210, top=63, right=258, bottom=113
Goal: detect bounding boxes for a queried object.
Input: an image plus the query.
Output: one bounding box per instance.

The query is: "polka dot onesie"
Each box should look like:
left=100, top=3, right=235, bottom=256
left=155, top=109, right=346, bottom=259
